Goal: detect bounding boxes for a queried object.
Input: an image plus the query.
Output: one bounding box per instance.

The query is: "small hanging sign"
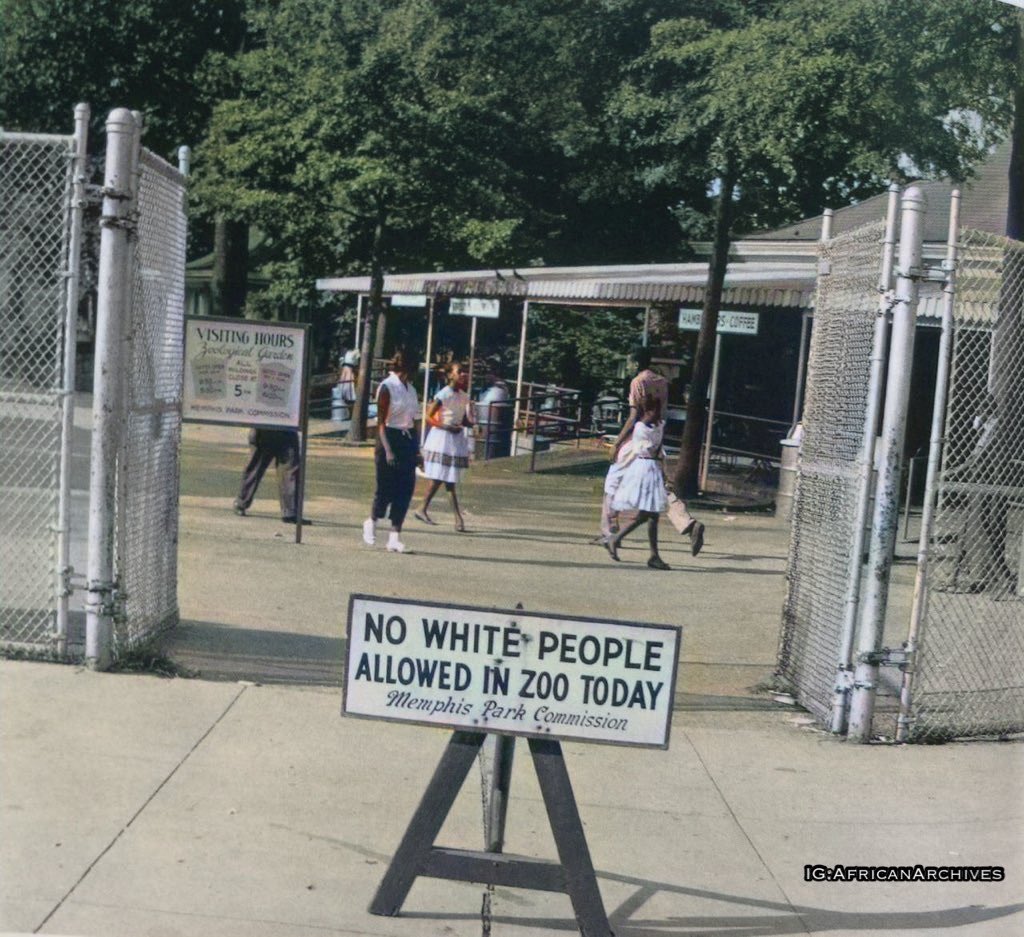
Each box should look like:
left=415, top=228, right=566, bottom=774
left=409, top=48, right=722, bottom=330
left=678, top=308, right=760, bottom=335
left=449, top=298, right=501, bottom=319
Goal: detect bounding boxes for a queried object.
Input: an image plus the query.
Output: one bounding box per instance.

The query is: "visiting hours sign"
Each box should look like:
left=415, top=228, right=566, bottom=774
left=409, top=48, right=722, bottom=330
left=343, top=595, right=681, bottom=748
left=182, top=316, right=308, bottom=429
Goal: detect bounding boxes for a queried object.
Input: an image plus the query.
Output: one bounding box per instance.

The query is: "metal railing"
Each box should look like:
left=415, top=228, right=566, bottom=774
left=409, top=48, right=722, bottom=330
left=476, top=392, right=586, bottom=472
left=699, top=410, right=791, bottom=486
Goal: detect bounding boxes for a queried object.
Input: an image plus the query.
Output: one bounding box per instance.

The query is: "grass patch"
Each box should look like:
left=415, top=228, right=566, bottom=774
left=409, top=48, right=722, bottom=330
left=0, top=644, right=70, bottom=664
left=109, top=650, right=199, bottom=679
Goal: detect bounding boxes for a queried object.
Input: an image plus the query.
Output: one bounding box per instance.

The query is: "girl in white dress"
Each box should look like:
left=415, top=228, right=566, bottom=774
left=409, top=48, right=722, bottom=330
left=415, top=362, right=473, bottom=530
left=606, top=393, right=670, bottom=569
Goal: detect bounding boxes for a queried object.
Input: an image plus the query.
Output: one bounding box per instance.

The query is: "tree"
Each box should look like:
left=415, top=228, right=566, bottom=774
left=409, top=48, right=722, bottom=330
left=193, top=0, right=679, bottom=438
left=614, top=0, right=1016, bottom=497
left=0, top=0, right=252, bottom=319
left=0, top=0, right=246, bottom=158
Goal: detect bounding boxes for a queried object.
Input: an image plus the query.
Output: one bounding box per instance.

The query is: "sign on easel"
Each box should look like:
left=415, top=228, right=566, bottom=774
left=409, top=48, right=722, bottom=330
left=343, top=595, right=682, bottom=936
left=344, top=595, right=680, bottom=747
left=182, top=316, right=311, bottom=542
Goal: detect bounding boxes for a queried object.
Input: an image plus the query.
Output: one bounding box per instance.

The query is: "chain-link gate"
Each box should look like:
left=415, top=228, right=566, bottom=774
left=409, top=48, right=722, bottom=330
left=0, top=128, right=83, bottom=655
left=2, top=108, right=187, bottom=664
left=111, top=148, right=187, bottom=653
left=782, top=193, right=1024, bottom=742
left=777, top=219, right=887, bottom=726
left=907, top=229, right=1024, bottom=740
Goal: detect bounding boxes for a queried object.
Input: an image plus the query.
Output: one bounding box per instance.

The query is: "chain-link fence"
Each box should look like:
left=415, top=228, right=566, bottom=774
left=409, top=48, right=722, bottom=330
left=112, top=148, right=187, bottom=653
left=778, top=220, right=886, bottom=724
left=0, top=133, right=75, bottom=653
left=910, top=229, right=1024, bottom=740
left=2, top=113, right=186, bottom=664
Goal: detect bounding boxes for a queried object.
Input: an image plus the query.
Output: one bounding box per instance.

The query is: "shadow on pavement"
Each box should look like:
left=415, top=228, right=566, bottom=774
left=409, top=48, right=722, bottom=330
left=161, top=620, right=344, bottom=686
left=161, top=621, right=779, bottom=713
left=400, top=869, right=1024, bottom=935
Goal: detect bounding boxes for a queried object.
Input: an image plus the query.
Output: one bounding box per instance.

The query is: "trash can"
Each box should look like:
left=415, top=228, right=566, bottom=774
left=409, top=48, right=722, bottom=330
left=776, top=438, right=800, bottom=521
left=474, top=399, right=512, bottom=460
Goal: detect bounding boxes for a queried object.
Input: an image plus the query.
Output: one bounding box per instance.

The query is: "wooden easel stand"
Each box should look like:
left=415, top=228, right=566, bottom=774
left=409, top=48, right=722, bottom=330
left=369, top=730, right=613, bottom=937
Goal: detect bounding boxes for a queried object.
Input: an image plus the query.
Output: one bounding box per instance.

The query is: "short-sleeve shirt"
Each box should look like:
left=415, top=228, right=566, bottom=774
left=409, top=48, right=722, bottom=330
left=628, top=369, right=669, bottom=414
left=434, top=385, right=470, bottom=428
left=378, top=372, right=419, bottom=429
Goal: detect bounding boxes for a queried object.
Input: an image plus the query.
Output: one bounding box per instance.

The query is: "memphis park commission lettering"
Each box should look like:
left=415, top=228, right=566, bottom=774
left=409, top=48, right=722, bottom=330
left=343, top=596, right=681, bottom=748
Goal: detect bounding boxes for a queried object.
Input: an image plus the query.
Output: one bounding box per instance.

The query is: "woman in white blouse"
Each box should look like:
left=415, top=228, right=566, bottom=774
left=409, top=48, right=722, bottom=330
left=415, top=361, right=473, bottom=530
left=362, top=349, right=420, bottom=553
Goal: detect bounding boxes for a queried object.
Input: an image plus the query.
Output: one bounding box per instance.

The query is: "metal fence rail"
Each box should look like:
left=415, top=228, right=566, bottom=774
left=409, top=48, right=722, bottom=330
left=910, top=229, right=1024, bottom=739
left=113, top=147, right=187, bottom=653
left=0, top=132, right=75, bottom=653
left=777, top=219, right=887, bottom=724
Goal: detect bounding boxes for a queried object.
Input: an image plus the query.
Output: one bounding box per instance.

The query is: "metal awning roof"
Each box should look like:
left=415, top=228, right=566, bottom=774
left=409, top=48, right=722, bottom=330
left=316, top=259, right=818, bottom=310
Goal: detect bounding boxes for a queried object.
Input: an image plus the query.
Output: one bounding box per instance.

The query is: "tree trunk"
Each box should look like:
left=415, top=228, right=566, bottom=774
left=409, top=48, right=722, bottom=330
left=1008, top=12, right=1024, bottom=241
left=349, top=210, right=386, bottom=442
left=211, top=217, right=249, bottom=317
left=673, top=170, right=736, bottom=499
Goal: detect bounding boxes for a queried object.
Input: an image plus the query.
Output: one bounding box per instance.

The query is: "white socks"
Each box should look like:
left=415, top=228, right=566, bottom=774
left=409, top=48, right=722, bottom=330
left=363, top=519, right=406, bottom=552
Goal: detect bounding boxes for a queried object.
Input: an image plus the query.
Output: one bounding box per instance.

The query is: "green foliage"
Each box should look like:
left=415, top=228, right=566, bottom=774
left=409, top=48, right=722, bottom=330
left=189, top=0, right=712, bottom=321
left=615, top=0, right=1017, bottom=231
left=524, top=306, right=644, bottom=401
left=0, top=0, right=246, bottom=157
left=3, top=0, right=1018, bottom=393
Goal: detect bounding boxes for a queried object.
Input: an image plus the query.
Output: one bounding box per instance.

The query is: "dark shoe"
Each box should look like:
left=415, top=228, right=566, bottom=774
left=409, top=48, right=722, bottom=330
left=690, top=521, right=705, bottom=557
left=605, top=538, right=620, bottom=562
left=647, top=556, right=670, bottom=571
left=283, top=516, right=311, bottom=525
left=233, top=502, right=246, bottom=517
left=414, top=511, right=437, bottom=526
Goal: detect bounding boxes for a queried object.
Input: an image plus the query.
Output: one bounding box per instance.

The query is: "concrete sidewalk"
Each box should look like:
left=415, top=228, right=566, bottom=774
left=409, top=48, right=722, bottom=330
left=2, top=427, right=1022, bottom=936
left=2, top=662, right=1021, bottom=937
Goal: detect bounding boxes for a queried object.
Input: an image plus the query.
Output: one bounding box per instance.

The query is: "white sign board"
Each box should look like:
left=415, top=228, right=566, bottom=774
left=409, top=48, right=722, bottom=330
left=389, top=293, right=429, bottom=307
left=343, top=595, right=681, bottom=748
left=678, top=308, right=759, bottom=336
left=182, top=316, right=308, bottom=429
left=449, top=297, right=501, bottom=319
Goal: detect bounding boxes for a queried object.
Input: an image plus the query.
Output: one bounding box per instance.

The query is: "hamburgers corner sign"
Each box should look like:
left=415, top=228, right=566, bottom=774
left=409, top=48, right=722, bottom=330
left=342, top=595, right=681, bottom=748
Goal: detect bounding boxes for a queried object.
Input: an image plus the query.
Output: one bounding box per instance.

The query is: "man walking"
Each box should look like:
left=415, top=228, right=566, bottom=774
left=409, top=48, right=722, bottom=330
left=600, top=347, right=704, bottom=556
left=234, top=427, right=309, bottom=524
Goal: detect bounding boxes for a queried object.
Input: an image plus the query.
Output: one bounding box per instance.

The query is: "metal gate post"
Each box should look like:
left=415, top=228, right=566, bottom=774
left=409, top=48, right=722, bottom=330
left=848, top=185, right=926, bottom=741
left=55, top=103, right=89, bottom=655
left=511, top=300, right=529, bottom=454
left=896, top=191, right=961, bottom=742
left=177, top=145, right=191, bottom=177
left=698, top=333, right=722, bottom=490
left=85, top=109, right=137, bottom=670
left=829, top=184, right=901, bottom=734
left=421, top=296, right=434, bottom=443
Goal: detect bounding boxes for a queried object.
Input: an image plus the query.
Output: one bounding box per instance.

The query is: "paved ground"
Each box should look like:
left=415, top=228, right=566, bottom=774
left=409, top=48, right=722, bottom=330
left=1, top=422, right=1021, bottom=937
